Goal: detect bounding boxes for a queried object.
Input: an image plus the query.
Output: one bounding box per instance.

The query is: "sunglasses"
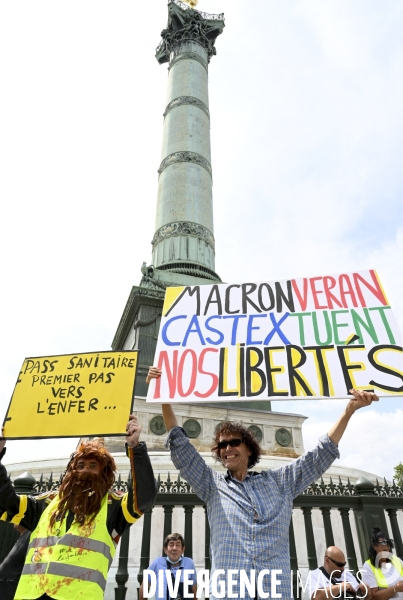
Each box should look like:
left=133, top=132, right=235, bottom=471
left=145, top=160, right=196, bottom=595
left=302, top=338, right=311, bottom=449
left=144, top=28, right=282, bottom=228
left=377, top=540, right=390, bottom=546
left=326, top=556, right=347, bottom=568
left=217, top=438, right=244, bottom=450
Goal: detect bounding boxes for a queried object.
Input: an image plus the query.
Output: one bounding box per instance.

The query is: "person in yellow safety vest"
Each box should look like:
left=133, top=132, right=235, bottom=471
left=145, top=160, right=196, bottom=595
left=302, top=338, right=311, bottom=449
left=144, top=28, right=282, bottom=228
left=361, top=527, right=403, bottom=599
left=0, top=415, right=157, bottom=600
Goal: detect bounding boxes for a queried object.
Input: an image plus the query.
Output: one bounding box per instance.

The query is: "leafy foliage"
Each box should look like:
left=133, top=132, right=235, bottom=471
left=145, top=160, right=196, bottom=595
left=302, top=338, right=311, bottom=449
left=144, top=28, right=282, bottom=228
left=394, top=462, right=403, bottom=487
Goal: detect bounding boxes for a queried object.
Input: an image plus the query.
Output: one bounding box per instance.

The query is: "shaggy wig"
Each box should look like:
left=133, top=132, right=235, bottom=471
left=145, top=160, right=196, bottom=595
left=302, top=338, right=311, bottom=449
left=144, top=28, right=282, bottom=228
left=212, top=421, right=262, bottom=469
left=368, top=526, right=395, bottom=566
left=50, top=439, right=116, bottom=528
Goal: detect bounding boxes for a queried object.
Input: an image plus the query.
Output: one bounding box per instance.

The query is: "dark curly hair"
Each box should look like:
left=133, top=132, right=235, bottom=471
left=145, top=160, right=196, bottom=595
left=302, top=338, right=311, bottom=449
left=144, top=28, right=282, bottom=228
left=212, top=421, right=262, bottom=469
left=368, top=527, right=394, bottom=566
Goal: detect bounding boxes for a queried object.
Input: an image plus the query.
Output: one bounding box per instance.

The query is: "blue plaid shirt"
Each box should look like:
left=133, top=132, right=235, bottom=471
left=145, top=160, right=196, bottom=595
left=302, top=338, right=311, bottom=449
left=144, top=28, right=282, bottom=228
left=166, top=427, right=339, bottom=599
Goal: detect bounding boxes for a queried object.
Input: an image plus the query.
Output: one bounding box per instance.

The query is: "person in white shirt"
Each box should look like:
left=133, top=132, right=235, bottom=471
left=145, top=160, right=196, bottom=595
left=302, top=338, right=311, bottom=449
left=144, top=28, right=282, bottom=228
left=309, top=546, right=370, bottom=599
left=361, top=527, right=403, bottom=599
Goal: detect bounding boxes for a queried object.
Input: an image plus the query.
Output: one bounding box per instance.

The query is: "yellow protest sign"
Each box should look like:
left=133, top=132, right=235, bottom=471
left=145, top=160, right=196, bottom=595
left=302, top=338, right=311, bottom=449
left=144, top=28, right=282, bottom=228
left=3, top=351, right=139, bottom=439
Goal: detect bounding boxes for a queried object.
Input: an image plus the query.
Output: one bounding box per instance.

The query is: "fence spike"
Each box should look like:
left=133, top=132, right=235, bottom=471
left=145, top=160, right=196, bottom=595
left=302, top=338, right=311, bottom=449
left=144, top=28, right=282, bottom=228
left=319, top=477, right=328, bottom=495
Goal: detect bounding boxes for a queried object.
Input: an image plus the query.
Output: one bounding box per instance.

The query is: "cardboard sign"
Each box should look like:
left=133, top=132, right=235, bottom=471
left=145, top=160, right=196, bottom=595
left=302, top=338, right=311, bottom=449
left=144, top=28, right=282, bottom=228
left=4, top=351, right=139, bottom=439
left=147, top=269, right=403, bottom=403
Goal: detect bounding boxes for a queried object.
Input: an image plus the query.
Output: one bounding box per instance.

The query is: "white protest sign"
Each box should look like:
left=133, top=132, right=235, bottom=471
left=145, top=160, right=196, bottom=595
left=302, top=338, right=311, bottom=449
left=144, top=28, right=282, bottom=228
left=146, top=269, right=403, bottom=403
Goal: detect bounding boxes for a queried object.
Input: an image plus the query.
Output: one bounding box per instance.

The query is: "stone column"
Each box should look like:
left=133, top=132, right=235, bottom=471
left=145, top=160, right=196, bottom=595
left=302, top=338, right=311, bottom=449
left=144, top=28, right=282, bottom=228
left=153, top=1, right=224, bottom=282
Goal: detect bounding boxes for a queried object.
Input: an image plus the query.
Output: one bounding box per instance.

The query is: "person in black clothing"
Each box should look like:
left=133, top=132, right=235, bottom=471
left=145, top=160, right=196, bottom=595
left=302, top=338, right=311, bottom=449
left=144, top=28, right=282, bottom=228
left=0, top=416, right=157, bottom=600
left=0, top=523, right=30, bottom=600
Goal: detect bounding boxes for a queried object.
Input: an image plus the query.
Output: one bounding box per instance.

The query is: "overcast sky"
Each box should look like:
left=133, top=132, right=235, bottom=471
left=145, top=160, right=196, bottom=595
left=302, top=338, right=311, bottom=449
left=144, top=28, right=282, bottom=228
left=1, top=0, right=402, bottom=480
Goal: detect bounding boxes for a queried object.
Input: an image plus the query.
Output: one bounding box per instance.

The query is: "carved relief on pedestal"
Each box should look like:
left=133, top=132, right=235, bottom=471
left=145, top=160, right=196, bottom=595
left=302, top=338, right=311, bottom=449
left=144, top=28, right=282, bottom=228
left=248, top=425, right=263, bottom=443
left=150, top=415, right=167, bottom=436
left=183, top=418, right=201, bottom=438
left=275, top=428, right=292, bottom=447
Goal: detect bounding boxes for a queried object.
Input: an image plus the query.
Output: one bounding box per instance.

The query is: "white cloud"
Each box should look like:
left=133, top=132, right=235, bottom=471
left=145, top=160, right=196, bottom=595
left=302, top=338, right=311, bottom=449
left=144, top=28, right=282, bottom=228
left=295, top=0, right=397, bottom=70
left=367, top=229, right=403, bottom=331
left=302, top=408, right=403, bottom=481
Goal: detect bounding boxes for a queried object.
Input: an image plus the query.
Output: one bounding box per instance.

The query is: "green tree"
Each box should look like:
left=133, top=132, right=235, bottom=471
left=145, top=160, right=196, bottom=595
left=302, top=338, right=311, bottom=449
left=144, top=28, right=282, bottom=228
left=394, top=462, right=403, bottom=487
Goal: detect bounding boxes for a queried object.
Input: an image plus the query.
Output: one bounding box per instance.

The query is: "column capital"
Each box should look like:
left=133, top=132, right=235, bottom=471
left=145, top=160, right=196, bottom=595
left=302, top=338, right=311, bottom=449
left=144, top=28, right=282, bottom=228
left=156, top=0, right=224, bottom=65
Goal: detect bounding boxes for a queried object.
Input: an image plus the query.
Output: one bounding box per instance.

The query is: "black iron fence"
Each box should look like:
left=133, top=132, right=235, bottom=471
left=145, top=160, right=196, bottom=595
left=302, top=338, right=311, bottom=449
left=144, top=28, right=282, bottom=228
left=1, top=471, right=403, bottom=599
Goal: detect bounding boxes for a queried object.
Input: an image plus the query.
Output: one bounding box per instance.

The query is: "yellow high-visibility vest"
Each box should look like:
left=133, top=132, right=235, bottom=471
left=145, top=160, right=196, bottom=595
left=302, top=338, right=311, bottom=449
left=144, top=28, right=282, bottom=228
left=15, top=493, right=116, bottom=599
left=365, top=557, right=403, bottom=589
